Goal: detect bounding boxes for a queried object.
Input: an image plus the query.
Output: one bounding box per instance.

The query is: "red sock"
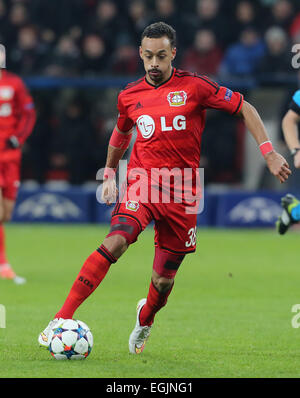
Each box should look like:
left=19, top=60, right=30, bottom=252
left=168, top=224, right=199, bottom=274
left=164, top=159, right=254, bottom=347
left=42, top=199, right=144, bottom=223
left=139, top=281, right=174, bottom=326
left=0, top=224, right=7, bottom=265
left=55, top=245, right=117, bottom=319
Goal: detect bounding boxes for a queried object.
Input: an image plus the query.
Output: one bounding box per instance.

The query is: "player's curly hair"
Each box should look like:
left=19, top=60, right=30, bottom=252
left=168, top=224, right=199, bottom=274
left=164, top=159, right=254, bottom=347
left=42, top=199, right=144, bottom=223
left=141, top=22, right=176, bottom=48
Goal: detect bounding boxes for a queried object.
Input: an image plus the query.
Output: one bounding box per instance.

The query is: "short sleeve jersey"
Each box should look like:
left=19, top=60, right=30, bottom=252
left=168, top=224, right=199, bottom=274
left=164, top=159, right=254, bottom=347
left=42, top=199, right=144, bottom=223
left=117, top=68, right=243, bottom=172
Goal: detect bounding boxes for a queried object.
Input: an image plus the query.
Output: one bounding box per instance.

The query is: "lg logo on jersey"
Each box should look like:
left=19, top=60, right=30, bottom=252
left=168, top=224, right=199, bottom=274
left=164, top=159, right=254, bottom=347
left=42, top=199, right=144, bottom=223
left=137, top=114, right=186, bottom=139
left=0, top=103, right=12, bottom=117
left=161, top=115, right=186, bottom=131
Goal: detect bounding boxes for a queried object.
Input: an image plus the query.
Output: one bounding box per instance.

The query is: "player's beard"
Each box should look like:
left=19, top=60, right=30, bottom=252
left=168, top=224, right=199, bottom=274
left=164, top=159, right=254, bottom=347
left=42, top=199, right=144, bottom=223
left=147, top=69, right=163, bottom=85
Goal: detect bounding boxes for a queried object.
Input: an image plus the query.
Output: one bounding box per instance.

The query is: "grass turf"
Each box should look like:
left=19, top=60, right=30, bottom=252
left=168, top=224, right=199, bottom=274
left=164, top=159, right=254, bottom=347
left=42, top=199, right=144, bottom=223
left=0, top=224, right=300, bottom=378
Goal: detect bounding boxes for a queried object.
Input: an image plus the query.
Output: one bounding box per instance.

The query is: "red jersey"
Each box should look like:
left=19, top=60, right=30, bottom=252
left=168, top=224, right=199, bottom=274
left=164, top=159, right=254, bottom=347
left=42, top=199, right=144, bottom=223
left=0, top=70, right=36, bottom=162
left=117, top=68, right=243, bottom=172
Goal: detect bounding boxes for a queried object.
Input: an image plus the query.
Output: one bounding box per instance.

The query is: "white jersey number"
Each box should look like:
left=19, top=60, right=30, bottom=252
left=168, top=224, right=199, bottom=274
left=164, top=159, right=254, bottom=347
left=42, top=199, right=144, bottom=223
left=185, top=226, right=197, bottom=247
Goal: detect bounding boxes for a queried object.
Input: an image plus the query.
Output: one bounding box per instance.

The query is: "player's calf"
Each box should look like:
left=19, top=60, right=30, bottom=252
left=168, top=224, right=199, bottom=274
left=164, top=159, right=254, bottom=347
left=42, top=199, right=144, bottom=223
left=128, top=248, right=185, bottom=354
left=138, top=248, right=185, bottom=327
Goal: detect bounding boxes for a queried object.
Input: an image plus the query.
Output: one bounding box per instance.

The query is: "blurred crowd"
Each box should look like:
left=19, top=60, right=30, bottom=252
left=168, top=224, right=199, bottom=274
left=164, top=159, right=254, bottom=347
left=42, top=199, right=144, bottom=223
left=1, top=0, right=300, bottom=78
left=1, top=0, right=299, bottom=185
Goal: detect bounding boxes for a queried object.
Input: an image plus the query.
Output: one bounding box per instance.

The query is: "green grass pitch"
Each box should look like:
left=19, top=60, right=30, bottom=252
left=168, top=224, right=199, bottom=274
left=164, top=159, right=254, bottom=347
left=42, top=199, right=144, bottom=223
left=1, top=223, right=300, bottom=378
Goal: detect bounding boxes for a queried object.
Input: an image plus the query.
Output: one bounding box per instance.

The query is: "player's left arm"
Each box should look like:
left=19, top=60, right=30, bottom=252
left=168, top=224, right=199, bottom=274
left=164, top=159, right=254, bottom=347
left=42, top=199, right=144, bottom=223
left=7, top=78, right=36, bottom=149
left=200, top=78, right=291, bottom=184
left=237, top=100, right=291, bottom=184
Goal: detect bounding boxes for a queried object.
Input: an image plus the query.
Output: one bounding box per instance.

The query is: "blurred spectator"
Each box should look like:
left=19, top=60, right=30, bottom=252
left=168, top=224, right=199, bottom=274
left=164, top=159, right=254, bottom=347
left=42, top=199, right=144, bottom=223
left=219, top=27, right=266, bottom=77
left=49, top=97, right=94, bottom=185
left=85, top=0, right=123, bottom=53
left=0, top=0, right=10, bottom=44
left=229, top=1, right=262, bottom=44
left=201, top=110, right=244, bottom=183
left=289, top=10, right=300, bottom=39
left=266, top=0, right=294, bottom=31
left=127, top=0, right=152, bottom=45
left=9, top=25, right=47, bottom=75
left=80, top=34, right=108, bottom=76
left=29, top=0, right=83, bottom=37
left=111, top=37, right=141, bottom=75
left=5, top=2, right=30, bottom=45
left=151, top=0, right=180, bottom=34
left=23, top=97, right=52, bottom=184
left=42, top=35, right=80, bottom=77
left=180, top=29, right=223, bottom=76
left=89, top=113, right=113, bottom=175
left=193, top=0, right=229, bottom=47
left=257, top=26, right=293, bottom=76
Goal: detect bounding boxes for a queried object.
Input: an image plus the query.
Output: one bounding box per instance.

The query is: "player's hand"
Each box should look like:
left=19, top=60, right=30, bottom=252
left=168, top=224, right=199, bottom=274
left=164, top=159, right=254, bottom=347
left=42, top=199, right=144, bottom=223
left=101, top=177, right=118, bottom=205
left=264, top=151, right=291, bottom=183
left=294, top=151, right=300, bottom=168
left=6, top=136, right=20, bottom=149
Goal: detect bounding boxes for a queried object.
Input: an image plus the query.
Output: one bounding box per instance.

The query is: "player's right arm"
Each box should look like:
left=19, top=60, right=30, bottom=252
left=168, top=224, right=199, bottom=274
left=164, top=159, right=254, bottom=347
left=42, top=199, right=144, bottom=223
left=101, top=92, right=134, bottom=205
left=282, top=90, right=300, bottom=168
left=101, top=125, right=133, bottom=205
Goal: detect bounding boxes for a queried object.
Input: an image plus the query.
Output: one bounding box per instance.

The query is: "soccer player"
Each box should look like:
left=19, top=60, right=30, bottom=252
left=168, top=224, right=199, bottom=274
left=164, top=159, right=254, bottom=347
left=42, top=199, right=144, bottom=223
left=276, top=90, right=300, bottom=234
left=39, top=22, right=291, bottom=353
left=0, top=63, right=36, bottom=283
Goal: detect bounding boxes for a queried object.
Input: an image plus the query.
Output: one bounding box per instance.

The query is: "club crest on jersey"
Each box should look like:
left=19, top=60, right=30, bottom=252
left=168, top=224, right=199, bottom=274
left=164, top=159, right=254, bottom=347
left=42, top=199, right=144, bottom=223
left=224, top=88, right=233, bottom=102
left=0, top=86, right=14, bottom=100
left=125, top=200, right=139, bottom=212
left=167, top=91, right=187, bottom=107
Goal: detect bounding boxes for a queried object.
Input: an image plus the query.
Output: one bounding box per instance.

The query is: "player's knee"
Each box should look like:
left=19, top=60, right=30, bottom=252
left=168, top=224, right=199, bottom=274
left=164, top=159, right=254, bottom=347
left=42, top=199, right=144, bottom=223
left=152, top=275, right=174, bottom=293
left=0, top=210, right=5, bottom=223
left=3, top=211, right=12, bottom=223
left=103, top=234, right=128, bottom=259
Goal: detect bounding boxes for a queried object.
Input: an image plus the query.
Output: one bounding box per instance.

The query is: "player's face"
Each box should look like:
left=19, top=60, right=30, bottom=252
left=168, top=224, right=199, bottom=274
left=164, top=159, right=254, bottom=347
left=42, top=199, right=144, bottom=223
left=140, top=36, right=176, bottom=85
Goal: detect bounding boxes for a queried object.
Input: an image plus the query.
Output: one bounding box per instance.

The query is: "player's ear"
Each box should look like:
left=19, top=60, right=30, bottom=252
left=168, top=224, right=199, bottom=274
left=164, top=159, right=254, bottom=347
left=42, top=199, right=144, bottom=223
left=139, top=46, right=143, bottom=59
left=171, top=47, right=177, bottom=61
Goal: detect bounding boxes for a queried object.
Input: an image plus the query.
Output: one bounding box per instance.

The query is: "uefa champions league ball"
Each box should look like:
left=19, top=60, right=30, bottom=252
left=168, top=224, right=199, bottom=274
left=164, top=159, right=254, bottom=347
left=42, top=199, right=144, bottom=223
left=48, top=319, right=93, bottom=360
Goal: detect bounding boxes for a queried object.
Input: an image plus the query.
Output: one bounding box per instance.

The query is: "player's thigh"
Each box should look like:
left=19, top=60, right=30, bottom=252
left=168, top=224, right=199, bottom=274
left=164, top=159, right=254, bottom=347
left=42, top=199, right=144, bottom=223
left=106, top=197, right=153, bottom=248
left=154, top=203, right=198, bottom=255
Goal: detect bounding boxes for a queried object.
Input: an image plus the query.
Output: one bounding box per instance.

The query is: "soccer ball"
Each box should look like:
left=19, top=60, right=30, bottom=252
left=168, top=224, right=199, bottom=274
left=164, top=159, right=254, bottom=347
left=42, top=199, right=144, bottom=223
left=48, top=319, right=93, bottom=360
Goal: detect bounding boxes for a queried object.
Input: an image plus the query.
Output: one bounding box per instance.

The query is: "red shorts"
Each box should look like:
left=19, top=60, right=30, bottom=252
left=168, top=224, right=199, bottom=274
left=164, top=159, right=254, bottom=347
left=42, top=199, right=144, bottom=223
left=0, top=160, right=20, bottom=200
left=108, top=185, right=198, bottom=255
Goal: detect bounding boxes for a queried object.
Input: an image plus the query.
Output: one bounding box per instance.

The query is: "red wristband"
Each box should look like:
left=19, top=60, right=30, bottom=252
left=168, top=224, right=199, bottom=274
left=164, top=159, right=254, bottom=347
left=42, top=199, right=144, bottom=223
left=103, top=167, right=116, bottom=179
left=109, top=127, right=132, bottom=150
left=259, top=141, right=273, bottom=156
